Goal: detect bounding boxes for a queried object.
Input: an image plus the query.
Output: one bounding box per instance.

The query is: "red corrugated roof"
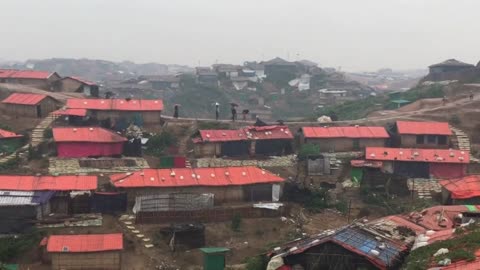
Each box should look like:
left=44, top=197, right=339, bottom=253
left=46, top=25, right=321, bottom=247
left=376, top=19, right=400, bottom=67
left=110, top=166, right=284, bottom=188
left=440, top=175, right=480, bottom=199
left=0, top=128, right=23, bottom=139
left=47, top=233, right=123, bottom=253
left=0, top=175, right=97, bottom=191
left=52, top=108, right=88, bottom=117
left=301, top=126, right=389, bottom=139
left=365, top=147, right=470, bottom=164
left=244, top=126, right=293, bottom=140
left=66, top=98, right=164, bottom=111
left=63, top=76, right=97, bottom=86
left=196, top=126, right=293, bottom=143
left=52, top=127, right=127, bottom=143
left=1, top=93, right=48, bottom=105
left=198, top=129, right=246, bottom=142
left=0, top=69, right=54, bottom=79
left=396, top=121, right=452, bottom=135
left=403, top=205, right=477, bottom=231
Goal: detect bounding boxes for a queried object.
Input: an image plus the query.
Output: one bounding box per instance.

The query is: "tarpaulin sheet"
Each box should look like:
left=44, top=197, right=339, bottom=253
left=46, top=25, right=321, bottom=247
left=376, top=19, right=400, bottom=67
left=173, top=156, right=186, bottom=168
left=57, top=142, right=124, bottom=158
left=92, top=192, right=127, bottom=214
left=430, top=163, right=466, bottom=179
left=351, top=168, right=364, bottom=184
left=133, top=193, right=214, bottom=213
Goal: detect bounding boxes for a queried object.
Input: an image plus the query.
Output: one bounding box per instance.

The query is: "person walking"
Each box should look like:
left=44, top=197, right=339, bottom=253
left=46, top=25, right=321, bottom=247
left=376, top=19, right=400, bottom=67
left=242, top=109, right=249, bottom=121
left=173, top=104, right=179, bottom=118
left=231, top=105, right=237, bottom=122
left=215, top=102, right=220, bottom=120
left=469, top=91, right=474, bottom=101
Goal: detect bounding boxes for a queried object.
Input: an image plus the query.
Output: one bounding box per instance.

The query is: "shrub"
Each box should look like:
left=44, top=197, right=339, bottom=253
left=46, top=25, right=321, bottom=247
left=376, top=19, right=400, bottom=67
left=245, top=255, right=269, bottom=270
left=43, top=128, right=53, bottom=139
left=231, top=214, right=242, bottom=232
left=449, top=114, right=461, bottom=125
left=145, top=131, right=177, bottom=156
left=298, top=143, right=320, bottom=160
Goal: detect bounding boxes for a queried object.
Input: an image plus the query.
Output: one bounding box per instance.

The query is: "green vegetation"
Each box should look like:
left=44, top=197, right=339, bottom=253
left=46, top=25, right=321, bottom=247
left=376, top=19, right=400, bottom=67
left=404, top=226, right=480, bottom=270
left=244, top=255, right=269, bottom=270
left=43, top=128, right=53, bottom=139
left=145, top=131, right=177, bottom=156
left=298, top=143, right=321, bottom=160
left=316, top=84, right=446, bottom=121
left=197, top=121, right=232, bottom=130
left=265, top=70, right=296, bottom=88
left=231, top=214, right=242, bottom=232
left=0, top=157, right=20, bottom=173
left=0, top=230, right=43, bottom=262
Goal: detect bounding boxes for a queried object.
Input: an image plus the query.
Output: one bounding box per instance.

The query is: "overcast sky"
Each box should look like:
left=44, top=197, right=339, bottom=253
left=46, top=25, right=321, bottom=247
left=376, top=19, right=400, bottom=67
left=1, top=0, right=479, bottom=71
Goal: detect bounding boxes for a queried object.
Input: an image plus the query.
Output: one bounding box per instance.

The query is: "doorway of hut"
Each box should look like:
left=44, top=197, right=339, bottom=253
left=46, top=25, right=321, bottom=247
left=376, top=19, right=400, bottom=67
left=36, top=105, right=42, bottom=118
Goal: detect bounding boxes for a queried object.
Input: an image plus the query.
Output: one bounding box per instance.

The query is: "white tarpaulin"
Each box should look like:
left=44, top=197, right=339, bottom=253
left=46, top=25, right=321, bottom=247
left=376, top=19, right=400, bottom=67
left=272, top=184, right=281, bottom=202
left=253, top=202, right=284, bottom=210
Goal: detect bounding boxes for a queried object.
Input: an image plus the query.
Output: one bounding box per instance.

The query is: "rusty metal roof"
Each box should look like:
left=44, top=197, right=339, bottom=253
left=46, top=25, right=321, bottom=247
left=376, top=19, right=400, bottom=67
left=0, top=175, right=97, bottom=191
left=396, top=121, right=452, bottom=135
left=52, top=127, right=127, bottom=143
left=301, top=126, right=389, bottom=139
left=1, top=93, right=49, bottom=105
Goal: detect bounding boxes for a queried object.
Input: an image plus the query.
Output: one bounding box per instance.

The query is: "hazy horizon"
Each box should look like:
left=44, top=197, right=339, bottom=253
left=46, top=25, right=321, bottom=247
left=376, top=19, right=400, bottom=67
left=2, top=0, right=479, bottom=72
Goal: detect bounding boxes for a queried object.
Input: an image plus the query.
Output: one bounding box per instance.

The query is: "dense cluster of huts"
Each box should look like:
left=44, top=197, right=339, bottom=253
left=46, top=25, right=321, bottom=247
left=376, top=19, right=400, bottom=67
left=2, top=68, right=480, bottom=269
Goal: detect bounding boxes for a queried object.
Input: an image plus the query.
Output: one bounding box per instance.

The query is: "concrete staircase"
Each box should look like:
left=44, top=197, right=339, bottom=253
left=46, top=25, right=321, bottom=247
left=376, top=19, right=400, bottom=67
left=0, top=113, right=56, bottom=165
left=450, top=125, right=479, bottom=163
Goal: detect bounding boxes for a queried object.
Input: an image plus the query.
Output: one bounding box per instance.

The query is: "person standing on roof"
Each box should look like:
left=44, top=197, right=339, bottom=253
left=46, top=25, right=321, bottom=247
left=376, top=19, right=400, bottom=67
left=173, top=104, right=179, bottom=118
left=242, top=109, right=249, bottom=121
left=215, top=102, right=220, bottom=120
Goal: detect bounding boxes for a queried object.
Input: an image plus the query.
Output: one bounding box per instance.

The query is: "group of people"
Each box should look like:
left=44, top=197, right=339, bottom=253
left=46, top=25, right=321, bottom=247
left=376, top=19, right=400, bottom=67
left=172, top=102, right=249, bottom=121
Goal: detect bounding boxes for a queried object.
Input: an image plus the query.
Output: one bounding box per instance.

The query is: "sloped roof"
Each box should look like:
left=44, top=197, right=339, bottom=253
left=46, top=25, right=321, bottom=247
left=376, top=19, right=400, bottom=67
left=52, top=108, right=88, bottom=117
left=0, top=69, right=56, bottom=79
left=396, top=121, right=452, bottom=135
left=0, top=175, right=97, bottom=191
left=301, top=126, right=389, bottom=139
left=47, top=233, right=123, bottom=253
left=365, top=147, right=470, bottom=164
left=0, top=190, right=55, bottom=206
left=110, top=166, right=283, bottom=188
left=62, top=76, right=97, bottom=86
left=1, top=93, right=49, bottom=105
left=195, top=126, right=293, bottom=143
left=0, top=129, right=23, bottom=139
left=440, top=175, right=480, bottom=199
left=429, top=59, right=475, bottom=68
left=66, top=98, right=164, bottom=111
left=52, top=127, right=127, bottom=143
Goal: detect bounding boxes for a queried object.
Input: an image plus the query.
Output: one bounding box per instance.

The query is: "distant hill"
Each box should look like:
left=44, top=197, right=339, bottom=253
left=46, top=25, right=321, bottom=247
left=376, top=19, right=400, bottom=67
left=0, top=58, right=194, bottom=83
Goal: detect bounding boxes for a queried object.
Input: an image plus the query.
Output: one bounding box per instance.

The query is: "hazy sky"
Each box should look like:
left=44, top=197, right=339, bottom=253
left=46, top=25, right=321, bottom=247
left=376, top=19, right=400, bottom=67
left=1, top=0, right=479, bottom=71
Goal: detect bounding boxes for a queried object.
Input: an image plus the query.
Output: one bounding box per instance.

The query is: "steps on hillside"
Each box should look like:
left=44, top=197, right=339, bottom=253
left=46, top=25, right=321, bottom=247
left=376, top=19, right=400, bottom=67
left=450, top=125, right=479, bottom=163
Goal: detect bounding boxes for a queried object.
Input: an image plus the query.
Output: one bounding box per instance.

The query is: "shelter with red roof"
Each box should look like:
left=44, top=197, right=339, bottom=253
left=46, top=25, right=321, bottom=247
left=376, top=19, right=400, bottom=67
left=1, top=92, right=60, bottom=118
left=0, top=175, right=97, bottom=233
left=366, top=147, right=469, bottom=179
left=0, top=69, right=61, bottom=90
left=394, top=121, right=452, bottom=149
left=46, top=233, right=123, bottom=270
left=440, top=175, right=480, bottom=204
left=298, top=126, right=389, bottom=152
left=193, top=125, right=293, bottom=157
left=59, top=76, right=99, bottom=97
left=110, top=166, right=284, bottom=206
left=0, top=128, right=24, bottom=154
left=66, top=98, right=164, bottom=125
left=53, top=127, right=127, bottom=158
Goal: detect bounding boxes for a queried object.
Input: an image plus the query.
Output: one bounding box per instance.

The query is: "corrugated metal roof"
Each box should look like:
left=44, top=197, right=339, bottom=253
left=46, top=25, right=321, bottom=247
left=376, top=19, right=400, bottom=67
left=301, top=126, right=389, bottom=139
left=396, top=121, right=452, bottom=135
left=440, top=175, right=480, bottom=199
left=0, top=175, right=97, bottom=191
left=196, top=125, right=293, bottom=143
left=365, top=147, right=470, bottom=164
left=0, top=128, right=23, bottom=139
left=198, top=129, right=245, bottom=142
left=62, top=76, right=97, bottom=86
left=110, top=166, right=284, bottom=188
left=66, top=98, right=164, bottom=111
left=52, top=108, right=88, bottom=117
left=244, top=126, right=293, bottom=140
left=47, top=233, right=123, bottom=253
left=402, top=205, right=477, bottom=231
left=1, top=93, right=48, bottom=105
left=52, top=127, right=127, bottom=143
left=0, top=190, right=55, bottom=206
left=0, top=69, right=55, bottom=79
